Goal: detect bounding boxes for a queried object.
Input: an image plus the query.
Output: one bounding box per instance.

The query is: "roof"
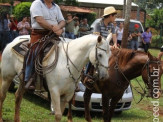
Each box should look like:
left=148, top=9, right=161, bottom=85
left=0, top=1, right=20, bottom=6
left=77, top=0, right=138, bottom=10
left=60, top=5, right=93, bottom=13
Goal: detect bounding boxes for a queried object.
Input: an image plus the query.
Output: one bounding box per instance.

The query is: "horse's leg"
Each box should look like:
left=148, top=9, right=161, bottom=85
left=102, top=94, right=110, bottom=122
left=84, top=88, right=92, bottom=122
left=108, top=95, right=123, bottom=122
left=67, top=97, right=73, bottom=122
left=14, top=80, right=25, bottom=122
left=0, top=78, right=13, bottom=122
left=50, top=89, right=62, bottom=122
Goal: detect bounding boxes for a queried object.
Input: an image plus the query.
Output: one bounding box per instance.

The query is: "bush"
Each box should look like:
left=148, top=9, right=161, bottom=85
left=13, top=2, right=32, bottom=21
left=151, top=35, right=163, bottom=48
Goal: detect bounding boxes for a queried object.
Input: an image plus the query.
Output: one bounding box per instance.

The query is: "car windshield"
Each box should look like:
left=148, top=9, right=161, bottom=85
left=116, top=21, right=143, bottom=32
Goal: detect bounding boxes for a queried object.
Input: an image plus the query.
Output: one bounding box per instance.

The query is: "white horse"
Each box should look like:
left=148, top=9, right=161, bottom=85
left=0, top=33, right=112, bottom=122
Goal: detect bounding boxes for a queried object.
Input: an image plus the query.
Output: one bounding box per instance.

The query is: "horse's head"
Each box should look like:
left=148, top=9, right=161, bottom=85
left=142, top=52, right=162, bottom=99
left=89, top=33, right=112, bottom=80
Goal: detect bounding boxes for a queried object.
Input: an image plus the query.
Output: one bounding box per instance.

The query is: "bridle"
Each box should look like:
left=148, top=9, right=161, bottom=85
left=141, top=58, right=161, bottom=93
left=62, top=40, right=109, bottom=86
left=94, top=43, right=110, bottom=79
left=114, top=51, right=161, bottom=103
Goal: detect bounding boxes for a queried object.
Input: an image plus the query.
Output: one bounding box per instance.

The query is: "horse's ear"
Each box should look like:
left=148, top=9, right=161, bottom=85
left=97, top=36, right=102, bottom=43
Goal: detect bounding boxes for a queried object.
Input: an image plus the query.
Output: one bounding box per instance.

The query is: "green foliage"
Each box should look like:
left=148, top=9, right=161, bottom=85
left=0, top=7, right=9, bottom=15
left=13, top=2, right=31, bottom=21
left=85, top=12, right=96, bottom=26
left=150, top=35, right=163, bottom=48
left=146, top=9, right=163, bottom=29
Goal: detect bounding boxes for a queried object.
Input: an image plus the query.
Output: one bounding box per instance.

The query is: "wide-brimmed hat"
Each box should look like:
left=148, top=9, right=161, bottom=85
left=67, top=13, right=72, bottom=17
left=10, top=15, right=15, bottom=18
left=103, top=6, right=117, bottom=17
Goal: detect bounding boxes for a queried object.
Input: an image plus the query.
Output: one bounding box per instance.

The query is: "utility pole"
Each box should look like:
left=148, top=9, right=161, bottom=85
left=121, top=0, right=132, bottom=48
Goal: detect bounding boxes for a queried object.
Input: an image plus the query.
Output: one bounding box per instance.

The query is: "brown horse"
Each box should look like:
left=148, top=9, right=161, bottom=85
left=67, top=48, right=162, bottom=122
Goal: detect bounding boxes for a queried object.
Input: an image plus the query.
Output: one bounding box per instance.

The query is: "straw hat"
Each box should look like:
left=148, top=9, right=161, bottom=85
left=103, top=6, right=117, bottom=17
left=10, top=15, right=15, bottom=18
left=67, top=13, right=72, bottom=17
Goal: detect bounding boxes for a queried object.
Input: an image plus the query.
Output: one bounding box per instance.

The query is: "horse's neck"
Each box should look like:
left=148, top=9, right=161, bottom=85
left=120, top=53, right=149, bottom=80
left=63, top=35, right=97, bottom=71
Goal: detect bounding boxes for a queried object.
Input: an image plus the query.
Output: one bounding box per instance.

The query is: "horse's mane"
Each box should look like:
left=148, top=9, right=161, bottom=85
left=110, top=48, right=147, bottom=66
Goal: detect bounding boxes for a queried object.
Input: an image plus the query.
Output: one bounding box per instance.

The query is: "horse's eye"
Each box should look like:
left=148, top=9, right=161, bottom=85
left=98, top=54, right=102, bottom=58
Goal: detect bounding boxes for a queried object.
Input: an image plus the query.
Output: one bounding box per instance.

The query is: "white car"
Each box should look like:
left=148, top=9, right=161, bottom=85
left=64, top=81, right=133, bottom=113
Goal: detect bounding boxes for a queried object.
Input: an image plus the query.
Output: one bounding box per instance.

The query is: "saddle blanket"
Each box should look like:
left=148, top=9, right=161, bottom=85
left=12, top=38, right=56, bottom=62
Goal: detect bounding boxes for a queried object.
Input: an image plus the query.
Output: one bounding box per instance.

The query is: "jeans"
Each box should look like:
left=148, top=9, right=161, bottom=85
left=25, top=43, right=40, bottom=81
left=65, top=32, right=75, bottom=39
left=131, top=40, right=139, bottom=50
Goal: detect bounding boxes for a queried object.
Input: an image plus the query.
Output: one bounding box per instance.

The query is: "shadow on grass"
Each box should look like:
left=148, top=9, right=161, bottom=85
left=63, top=108, right=150, bottom=121
left=9, top=90, right=51, bottom=111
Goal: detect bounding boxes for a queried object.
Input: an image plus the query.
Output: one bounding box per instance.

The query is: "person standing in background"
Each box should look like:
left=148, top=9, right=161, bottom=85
left=0, top=13, right=11, bottom=51
left=65, top=13, right=75, bottom=39
left=116, top=22, right=124, bottom=47
left=10, top=15, right=18, bottom=40
left=131, top=24, right=141, bottom=50
left=79, top=18, right=90, bottom=37
left=113, top=21, right=119, bottom=33
left=142, top=27, right=152, bottom=52
left=17, top=16, right=31, bottom=35
left=74, top=20, right=79, bottom=39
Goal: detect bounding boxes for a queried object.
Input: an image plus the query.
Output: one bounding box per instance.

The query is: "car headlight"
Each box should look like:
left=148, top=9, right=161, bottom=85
left=77, top=82, right=86, bottom=92
left=125, top=85, right=132, bottom=93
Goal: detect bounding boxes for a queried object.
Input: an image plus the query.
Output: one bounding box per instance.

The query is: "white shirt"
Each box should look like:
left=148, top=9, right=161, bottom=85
left=117, top=28, right=123, bottom=40
left=74, top=26, right=79, bottom=35
left=30, top=0, right=64, bottom=29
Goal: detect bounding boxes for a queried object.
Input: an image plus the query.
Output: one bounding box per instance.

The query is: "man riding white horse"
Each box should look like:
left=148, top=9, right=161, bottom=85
left=24, top=0, right=65, bottom=90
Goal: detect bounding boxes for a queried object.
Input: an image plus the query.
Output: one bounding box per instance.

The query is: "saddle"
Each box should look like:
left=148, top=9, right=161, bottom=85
left=12, top=35, right=60, bottom=92
left=12, top=38, right=57, bottom=62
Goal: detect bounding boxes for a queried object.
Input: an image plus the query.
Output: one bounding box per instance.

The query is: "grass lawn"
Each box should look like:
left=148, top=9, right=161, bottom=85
left=0, top=49, right=163, bottom=122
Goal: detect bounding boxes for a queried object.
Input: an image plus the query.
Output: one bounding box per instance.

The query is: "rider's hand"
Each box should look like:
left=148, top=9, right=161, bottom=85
left=52, top=25, right=60, bottom=32
left=55, top=29, right=63, bottom=36
left=112, top=43, right=118, bottom=49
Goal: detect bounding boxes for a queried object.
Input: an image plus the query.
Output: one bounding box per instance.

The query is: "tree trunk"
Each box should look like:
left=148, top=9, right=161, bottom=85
left=123, top=0, right=126, bottom=18
left=121, top=0, right=132, bottom=48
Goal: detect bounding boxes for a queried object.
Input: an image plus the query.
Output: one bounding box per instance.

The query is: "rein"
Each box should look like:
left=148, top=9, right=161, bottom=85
left=114, top=51, right=160, bottom=103
left=62, top=42, right=81, bottom=86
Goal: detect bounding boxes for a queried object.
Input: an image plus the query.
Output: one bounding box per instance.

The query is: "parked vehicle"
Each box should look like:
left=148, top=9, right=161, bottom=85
left=64, top=81, right=133, bottom=113
left=90, top=18, right=144, bottom=50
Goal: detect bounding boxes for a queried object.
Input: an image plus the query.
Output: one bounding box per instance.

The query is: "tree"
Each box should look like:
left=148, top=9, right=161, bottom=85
left=121, top=0, right=132, bottom=48
left=146, top=9, right=163, bottom=29
left=13, top=2, right=31, bottom=21
left=122, top=0, right=126, bottom=18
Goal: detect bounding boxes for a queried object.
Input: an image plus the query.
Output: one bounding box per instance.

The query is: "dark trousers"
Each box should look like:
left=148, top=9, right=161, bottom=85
left=143, top=43, right=150, bottom=53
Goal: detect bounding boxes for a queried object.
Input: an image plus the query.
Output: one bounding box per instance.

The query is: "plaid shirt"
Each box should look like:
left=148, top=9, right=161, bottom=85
left=93, top=18, right=115, bottom=38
